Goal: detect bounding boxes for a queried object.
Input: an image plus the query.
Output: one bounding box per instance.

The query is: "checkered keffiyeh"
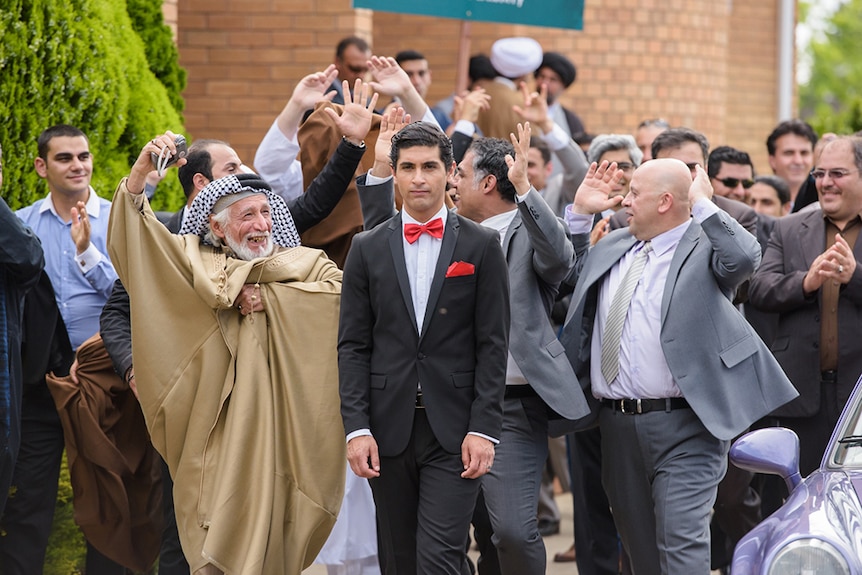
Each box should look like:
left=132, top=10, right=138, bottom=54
left=178, top=174, right=301, bottom=248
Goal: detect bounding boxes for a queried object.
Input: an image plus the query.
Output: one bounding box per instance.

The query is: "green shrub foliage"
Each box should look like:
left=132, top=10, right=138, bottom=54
left=0, top=0, right=187, bottom=212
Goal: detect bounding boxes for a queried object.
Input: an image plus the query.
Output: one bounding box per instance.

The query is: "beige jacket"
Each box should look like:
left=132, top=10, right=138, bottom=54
left=107, top=179, right=345, bottom=574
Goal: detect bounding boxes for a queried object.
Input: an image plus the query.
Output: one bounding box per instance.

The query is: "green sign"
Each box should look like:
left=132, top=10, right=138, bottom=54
left=352, top=0, right=584, bottom=30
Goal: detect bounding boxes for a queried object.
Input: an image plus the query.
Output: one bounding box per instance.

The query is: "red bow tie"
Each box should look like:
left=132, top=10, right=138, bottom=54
left=404, top=218, right=444, bottom=244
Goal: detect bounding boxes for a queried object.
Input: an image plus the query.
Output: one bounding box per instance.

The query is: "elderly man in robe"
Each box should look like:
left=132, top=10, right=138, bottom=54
left=107, top=131, right=347, bottom=575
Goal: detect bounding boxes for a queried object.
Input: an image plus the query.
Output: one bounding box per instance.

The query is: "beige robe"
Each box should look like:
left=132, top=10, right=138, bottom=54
left=107, top=179, right=346, bottom=574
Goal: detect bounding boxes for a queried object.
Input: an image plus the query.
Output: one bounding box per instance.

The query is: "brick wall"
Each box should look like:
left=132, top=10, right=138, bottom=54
left=174, top=0, right=789, bottom=171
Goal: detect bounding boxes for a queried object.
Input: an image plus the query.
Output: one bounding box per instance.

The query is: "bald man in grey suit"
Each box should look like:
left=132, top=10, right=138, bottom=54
left=559, top=159, right=797, bottom=574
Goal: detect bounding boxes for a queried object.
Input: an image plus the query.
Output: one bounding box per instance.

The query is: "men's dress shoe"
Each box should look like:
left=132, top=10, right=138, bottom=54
left=537, top=518, right=560, bottom=537
left=553, top=543, right=576, bottom=563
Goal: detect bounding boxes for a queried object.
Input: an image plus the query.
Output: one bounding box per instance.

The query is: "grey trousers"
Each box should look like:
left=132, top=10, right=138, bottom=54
left=599, top=405, right=728, bottom=575
left=480, top=396, right=548, bottom=575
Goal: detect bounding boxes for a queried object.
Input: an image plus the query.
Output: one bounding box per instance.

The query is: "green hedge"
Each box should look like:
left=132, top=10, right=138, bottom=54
left=1, top=1, right=187, bottom=572
left=0, top=0, right=187, bottom=212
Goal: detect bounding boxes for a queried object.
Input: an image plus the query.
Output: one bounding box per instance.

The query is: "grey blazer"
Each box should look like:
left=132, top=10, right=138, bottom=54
left=540, top=139, right=589, bottom=218
left=560, top=209, right=798, bottom=440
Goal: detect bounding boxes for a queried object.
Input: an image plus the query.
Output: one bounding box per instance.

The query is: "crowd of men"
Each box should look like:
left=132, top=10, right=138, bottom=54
left=0, top=32, right=859, bottom=575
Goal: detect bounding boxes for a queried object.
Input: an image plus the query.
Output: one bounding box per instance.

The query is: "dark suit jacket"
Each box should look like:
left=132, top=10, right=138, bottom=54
left=748, top=208, right=862, bottom=417
left=338, top=211, right=510, bottom=456
left=560, top=210, right=797, bottom=440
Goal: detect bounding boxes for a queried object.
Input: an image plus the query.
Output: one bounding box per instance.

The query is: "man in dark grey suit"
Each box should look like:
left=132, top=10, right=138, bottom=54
left=749, top=135, right=862, bottom=476
left=560, top=158, right=797, bottom=574
left=339, top=122, right=510, bottom=574
left=445, top=125, right=590, bottom=574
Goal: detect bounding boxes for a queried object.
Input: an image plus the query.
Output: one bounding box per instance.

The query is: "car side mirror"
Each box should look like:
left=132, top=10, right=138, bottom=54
left=730, top=427, right=802, bottom=493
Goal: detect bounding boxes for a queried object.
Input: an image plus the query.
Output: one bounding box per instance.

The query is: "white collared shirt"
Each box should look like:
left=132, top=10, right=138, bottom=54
left=402, top=205, right=449, bottom=335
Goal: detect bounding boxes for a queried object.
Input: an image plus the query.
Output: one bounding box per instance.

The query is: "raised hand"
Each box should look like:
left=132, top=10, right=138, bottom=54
left=324, top=79, right=378, bottom=145
left=372, top=106, right=411, bottom=177
left=572, top=161, right=625, bottom=215
left=505, top=122, right=532, bottom=196
left=128, top=131, right=186, bottom=195
left=452, top=88, right=491, bottom=125
left=366, top=55, right=412, bottom=97
left=689, top=165, right=714, bottom=204
left=512, top=82, right=553, bottom=134
left=290, top=64, right=338, bottom=111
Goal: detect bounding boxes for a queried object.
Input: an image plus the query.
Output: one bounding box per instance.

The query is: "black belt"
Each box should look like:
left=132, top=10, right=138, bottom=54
left=416, top=391, right=426, bottom=408
left=601, top=397, right=689, bottom=415
left=822, top=370, right=838, bottom=383
left=504, top=385, right=538, bottom=399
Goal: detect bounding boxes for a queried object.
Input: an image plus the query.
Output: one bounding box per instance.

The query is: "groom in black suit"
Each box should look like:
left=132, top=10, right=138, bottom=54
left=338, top=122, right=510, bottom=574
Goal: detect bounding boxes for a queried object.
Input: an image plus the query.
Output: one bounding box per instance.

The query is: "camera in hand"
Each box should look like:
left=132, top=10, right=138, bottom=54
left=151, top=135, right=188, bottom=174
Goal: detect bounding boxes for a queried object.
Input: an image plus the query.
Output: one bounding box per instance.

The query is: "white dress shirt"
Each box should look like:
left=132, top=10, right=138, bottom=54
left=402, top=205, right=448, bottom=335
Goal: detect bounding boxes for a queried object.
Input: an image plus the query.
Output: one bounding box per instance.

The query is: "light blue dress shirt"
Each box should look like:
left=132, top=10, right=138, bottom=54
left=17, top=189, right=118, bottom=350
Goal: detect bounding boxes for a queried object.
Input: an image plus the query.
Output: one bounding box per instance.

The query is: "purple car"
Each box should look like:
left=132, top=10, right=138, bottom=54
left=730, top=376, right=862, bottom=575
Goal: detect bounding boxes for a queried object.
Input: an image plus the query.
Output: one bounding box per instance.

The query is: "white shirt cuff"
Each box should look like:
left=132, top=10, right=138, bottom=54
left=515, top=188, right=535, bottom=203
left=75, top=243, right=102, bottom=274
left=691, top=197, right=720, bottom=223
left=365, top=171, right=393, bottom=186
left=468, top=431, right=499, bottom=445
left=346, top=429, right=372, bottom=443
left=454, top=120, right=476, bottom=137
left=565, top=205, right=595, bottom=234
left=542, top=123, right=570, bottom=151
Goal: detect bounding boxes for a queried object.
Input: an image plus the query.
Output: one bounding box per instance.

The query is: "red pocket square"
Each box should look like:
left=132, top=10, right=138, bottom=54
left=446, top=261, right=475, bottom=278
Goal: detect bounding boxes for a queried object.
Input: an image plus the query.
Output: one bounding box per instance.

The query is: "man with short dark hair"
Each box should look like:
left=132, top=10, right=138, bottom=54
left=708, top=146, right=756, bottom=203
left=393, top=50, right=450, bottom=130
left=447, top=124, right=588, bottom=575
left=331, top=36, right=372, bottom=105
left=747, top=175, right=791, bottom=217
left=2, top=124, right=125, bottom=574
left=339, top=121, right=510, bottom=574
left=766, top=119, right=818, bottom=207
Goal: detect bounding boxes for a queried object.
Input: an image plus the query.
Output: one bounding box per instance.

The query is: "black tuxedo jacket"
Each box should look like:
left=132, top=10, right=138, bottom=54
left=338, top=210, right=510, bottom=456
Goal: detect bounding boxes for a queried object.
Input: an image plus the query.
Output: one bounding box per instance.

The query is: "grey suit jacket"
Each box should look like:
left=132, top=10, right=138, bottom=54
left=540, top=139, right=589, bottom=218
left=748, top=208, right=862, bottom=417
left=502, top=191, right=590, bottom=420
left=356, top=175, right=590, bottom=422
left=560, top=209, right=798, bottom=440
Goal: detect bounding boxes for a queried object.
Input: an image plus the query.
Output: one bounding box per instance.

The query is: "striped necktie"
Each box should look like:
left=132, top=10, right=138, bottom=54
left=600, top=241, right=652, bottom=384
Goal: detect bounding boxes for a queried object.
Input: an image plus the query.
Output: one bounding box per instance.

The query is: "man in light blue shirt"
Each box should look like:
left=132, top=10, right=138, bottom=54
left=1, top=124, right=122, bottom=574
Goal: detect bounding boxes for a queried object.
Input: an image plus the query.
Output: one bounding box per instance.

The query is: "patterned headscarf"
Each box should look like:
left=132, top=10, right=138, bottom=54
left=178, top=174, right=301, bottom=248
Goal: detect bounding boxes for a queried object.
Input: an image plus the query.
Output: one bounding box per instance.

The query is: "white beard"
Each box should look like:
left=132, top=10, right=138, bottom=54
left=225, top=232, right=275, bottom=261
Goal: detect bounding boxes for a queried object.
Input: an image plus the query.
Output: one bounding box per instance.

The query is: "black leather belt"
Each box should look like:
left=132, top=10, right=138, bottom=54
left=822, top=370, right=838, bottom=383
left=504, top=385, right=538, bottom=399
left=416, top=391, right=425, bottom=408
left=601, top=397, right=689, bottom=414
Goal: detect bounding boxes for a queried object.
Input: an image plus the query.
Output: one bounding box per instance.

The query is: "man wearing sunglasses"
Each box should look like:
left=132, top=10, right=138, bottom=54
left=707, top=146, right=756, bottom=203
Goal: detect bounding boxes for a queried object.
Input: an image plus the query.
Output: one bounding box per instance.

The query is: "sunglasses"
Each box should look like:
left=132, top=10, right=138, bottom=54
left=716, top=177, right=755, bottom=189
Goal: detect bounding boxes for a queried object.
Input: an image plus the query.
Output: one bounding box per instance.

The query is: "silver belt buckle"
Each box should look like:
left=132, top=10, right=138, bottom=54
left=620, top=399, right=642, bottom=414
